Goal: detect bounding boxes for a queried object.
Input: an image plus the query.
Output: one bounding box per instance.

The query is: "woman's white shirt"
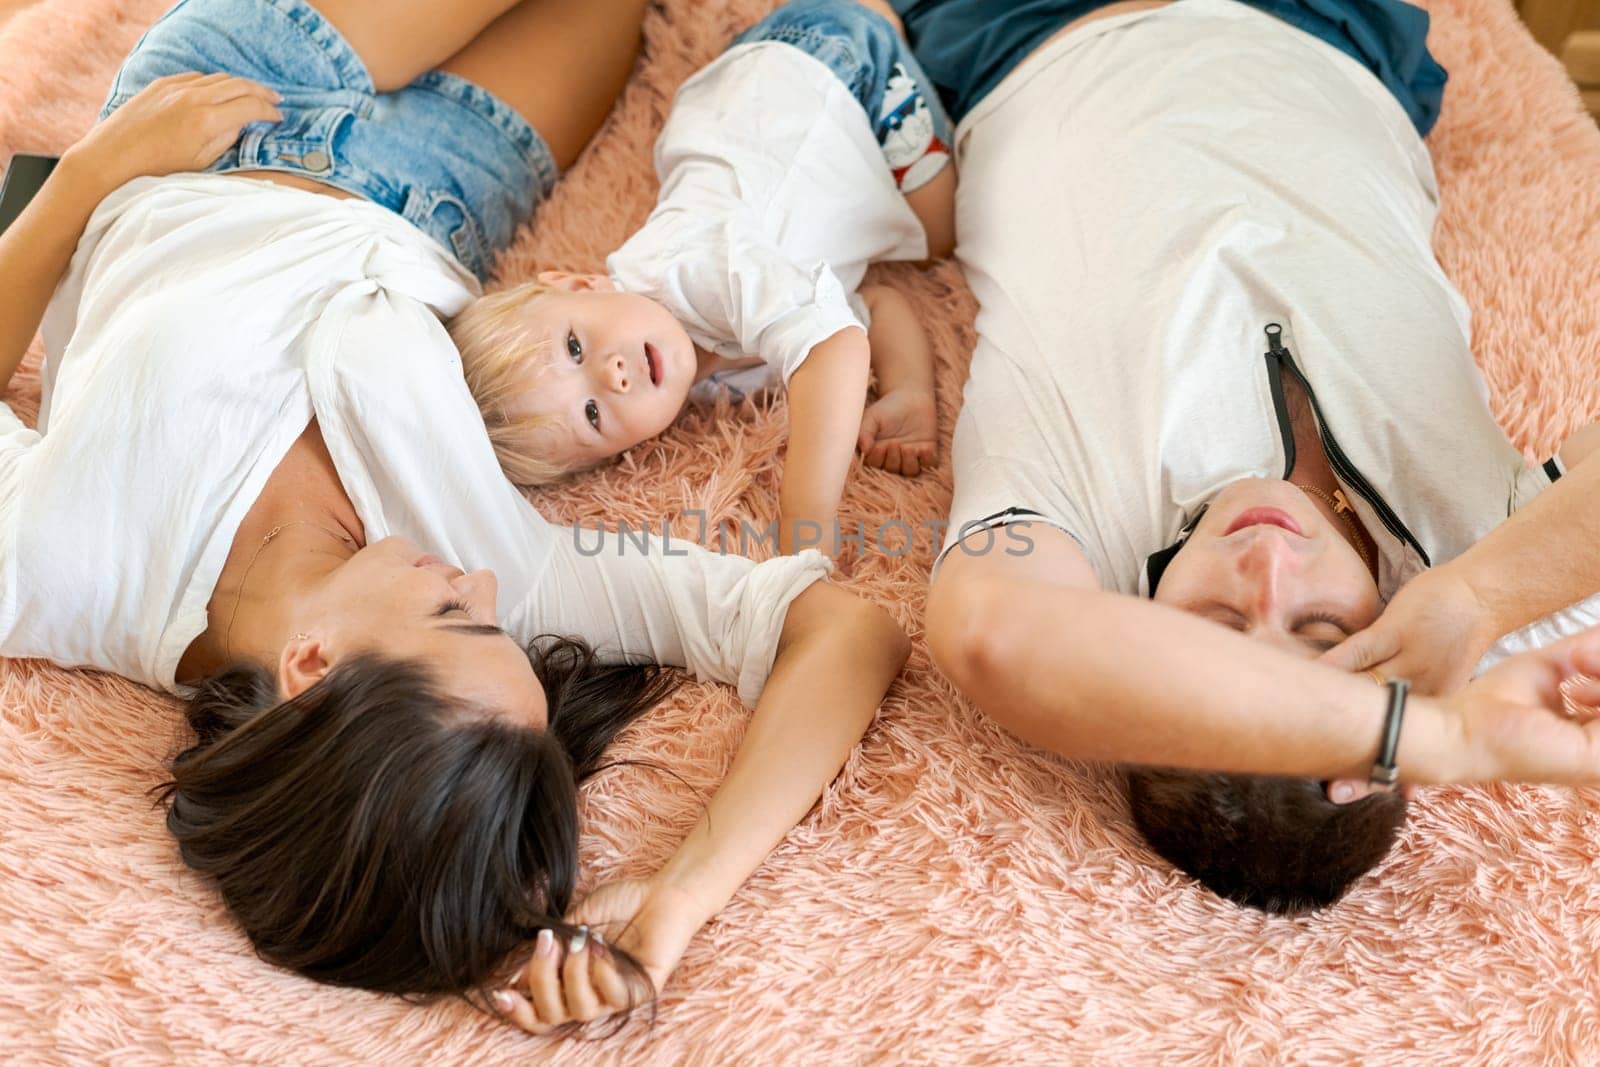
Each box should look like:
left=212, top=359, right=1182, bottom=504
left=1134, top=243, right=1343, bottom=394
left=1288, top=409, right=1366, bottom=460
left=2, top=174, right=826, bottom=700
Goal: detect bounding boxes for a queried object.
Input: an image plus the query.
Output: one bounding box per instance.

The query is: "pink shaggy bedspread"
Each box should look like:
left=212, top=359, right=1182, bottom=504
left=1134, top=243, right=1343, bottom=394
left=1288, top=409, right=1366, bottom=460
left=2, top=0, right=1598, bottom=1061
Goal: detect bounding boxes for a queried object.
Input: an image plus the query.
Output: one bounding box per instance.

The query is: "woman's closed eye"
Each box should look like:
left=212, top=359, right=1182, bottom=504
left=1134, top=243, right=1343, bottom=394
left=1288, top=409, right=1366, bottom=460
left=434, top=598, right=473, bottom=618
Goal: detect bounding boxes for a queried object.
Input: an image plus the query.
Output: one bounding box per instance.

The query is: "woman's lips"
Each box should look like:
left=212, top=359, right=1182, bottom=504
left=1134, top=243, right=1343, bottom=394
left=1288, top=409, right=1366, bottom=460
left=1224, top=507, right=1305, bottom=537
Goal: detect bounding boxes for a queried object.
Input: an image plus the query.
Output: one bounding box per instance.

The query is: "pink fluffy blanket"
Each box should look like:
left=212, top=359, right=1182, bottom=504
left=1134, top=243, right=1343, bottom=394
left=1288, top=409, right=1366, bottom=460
left=3, top=0, right=1599, bottom=1061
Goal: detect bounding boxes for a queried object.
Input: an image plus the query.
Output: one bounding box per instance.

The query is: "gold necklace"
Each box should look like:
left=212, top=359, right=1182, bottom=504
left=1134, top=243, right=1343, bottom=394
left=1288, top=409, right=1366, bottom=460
left=1293, top=483, right=1373, bottom=571
left=222, top=520, right=358, bottom=662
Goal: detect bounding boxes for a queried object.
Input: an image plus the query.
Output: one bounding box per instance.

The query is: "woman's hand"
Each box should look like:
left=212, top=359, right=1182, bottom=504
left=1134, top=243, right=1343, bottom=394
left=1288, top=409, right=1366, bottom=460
left=1431, top=626, right=1600, bottom=785
left=1320, top=566, right=1498, bottom=697
left=63, top=73, right=281, bottom=196
left=492, top=876, right=709, bottom=1036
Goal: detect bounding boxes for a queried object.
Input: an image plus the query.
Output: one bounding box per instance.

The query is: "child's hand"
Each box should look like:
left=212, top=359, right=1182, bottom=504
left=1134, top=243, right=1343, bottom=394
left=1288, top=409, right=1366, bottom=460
left=65, top=73, right=282, bottom=195
left=858, top=387, right=937, bottom=476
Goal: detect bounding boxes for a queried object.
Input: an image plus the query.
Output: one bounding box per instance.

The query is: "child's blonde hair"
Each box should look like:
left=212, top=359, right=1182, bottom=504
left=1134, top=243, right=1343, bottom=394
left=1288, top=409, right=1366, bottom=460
left=450, top=279, right=587, bottom=488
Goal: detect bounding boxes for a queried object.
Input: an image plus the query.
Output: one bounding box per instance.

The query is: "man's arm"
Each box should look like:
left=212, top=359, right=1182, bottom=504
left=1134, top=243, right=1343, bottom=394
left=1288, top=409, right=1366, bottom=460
left=1559, top=420, right=1600, bottom=469
left=929, top=523, right=1600, bottom=785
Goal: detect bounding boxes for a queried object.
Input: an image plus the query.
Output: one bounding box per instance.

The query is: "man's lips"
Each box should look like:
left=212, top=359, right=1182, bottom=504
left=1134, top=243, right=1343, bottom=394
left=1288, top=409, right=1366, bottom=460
left=645, top=343, right=661, bottom=387
left=1224, top=507, right=1304, bottom=537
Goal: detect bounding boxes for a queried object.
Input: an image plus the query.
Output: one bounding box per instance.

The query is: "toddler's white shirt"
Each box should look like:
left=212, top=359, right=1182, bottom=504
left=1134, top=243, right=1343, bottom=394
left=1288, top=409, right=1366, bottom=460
left=607, top=42, right=928, bottom=395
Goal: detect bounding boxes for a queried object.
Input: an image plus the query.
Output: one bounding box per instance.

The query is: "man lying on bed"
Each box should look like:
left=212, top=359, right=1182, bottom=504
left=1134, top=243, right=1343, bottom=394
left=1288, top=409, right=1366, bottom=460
left=895, top=0, right=1600, bottom=911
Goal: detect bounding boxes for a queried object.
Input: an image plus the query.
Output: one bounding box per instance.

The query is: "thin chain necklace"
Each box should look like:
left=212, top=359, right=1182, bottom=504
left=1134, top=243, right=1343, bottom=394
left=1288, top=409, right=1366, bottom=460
left=1292, top=483, right=1373, bottom=572
left=222, top=520, right=358, bottom=661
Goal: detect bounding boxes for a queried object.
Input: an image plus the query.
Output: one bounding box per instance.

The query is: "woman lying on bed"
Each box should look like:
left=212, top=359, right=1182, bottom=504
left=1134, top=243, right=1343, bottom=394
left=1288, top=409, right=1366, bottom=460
left=899, top=0, right=1600, bottom=911
left=0, top=0, right=907, bottom=1034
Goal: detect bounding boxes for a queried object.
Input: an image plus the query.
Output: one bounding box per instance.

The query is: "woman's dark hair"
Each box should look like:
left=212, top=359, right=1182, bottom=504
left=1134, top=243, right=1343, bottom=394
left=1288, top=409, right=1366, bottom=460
left=160, top=636, right=679, bottom=1006
left=1125, top=767, right=1408, bottom=914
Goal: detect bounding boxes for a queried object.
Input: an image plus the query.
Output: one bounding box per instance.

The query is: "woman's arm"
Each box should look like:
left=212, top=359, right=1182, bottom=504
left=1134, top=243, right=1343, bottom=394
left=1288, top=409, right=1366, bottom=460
left=1324, top=439, right=1600, bottom=694
left=0, top=73, right=281, bottom=396
left=497, top=581, right=908, bottom=1034
left=0, top=161, right=105, bottom=395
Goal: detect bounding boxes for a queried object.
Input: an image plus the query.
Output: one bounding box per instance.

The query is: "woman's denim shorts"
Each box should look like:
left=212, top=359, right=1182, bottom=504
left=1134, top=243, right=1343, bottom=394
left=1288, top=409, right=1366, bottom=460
left=101, top=0, right=557, bottom=279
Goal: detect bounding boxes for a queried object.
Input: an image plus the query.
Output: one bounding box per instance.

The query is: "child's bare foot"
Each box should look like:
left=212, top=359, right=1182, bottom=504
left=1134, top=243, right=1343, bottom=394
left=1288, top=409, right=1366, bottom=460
left=858, top=388, right=936, bottom=476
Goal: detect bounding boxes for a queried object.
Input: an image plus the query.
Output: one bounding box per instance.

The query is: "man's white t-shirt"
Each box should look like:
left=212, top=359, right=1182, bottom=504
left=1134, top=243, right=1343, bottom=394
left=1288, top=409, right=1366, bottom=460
left=942, top=0, right=1598, bottom=661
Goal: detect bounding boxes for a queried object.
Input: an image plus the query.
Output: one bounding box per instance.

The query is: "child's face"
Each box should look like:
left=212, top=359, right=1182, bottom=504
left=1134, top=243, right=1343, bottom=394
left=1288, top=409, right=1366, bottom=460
left=509, top=273, right=697, bottom=467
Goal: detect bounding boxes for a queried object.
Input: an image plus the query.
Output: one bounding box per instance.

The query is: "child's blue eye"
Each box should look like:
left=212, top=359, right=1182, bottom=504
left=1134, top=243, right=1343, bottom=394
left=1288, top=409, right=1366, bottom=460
left=567, top=331, right=583, bottom=363
left=585, top=399, right=600, bottom=430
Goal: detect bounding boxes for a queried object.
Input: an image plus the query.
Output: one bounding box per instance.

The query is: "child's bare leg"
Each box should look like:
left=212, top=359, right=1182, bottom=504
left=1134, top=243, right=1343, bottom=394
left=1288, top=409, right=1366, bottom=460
left=858, top=285, right=938, bottom=477
left=304, top=0, right=522, bottom=92
left=905, top=162, right=956, bottom=260
left=436, top=0, right=650, bottom=169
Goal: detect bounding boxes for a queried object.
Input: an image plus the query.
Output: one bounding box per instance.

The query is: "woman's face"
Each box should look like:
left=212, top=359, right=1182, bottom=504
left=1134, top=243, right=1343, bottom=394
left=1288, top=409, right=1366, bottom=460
left=1152, top=478, right=1382, bottom=658
left=288, top=536, right=547, bottom=727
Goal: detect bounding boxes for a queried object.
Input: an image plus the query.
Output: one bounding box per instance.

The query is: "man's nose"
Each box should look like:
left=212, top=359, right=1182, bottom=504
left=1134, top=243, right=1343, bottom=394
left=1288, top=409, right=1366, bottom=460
left=1235, top=532, right=1299, bottom=617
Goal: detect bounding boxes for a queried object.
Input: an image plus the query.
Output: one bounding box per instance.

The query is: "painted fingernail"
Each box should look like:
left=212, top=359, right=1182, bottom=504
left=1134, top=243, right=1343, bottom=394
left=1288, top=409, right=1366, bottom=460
left=570, top=925, right=589, bottom=953
left=591, top=928, right=606, bottom=947
left=493, top=990, right=515, bottom=1012
left=537, top=929, right=556, bottom=957
left=1331, top=783, right=1353, bottom=802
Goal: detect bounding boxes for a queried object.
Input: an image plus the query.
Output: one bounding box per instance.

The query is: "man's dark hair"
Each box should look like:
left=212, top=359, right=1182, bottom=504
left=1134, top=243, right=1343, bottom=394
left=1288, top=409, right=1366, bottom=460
left=161, top=636, right=678, bottom=1004
left=1125, top=768, right=1408, bottom=913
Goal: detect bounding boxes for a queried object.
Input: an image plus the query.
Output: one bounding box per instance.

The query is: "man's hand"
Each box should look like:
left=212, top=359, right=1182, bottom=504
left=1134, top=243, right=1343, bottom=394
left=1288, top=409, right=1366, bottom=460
left=1320, top=567, right=1501, bottom=803
left=1436, top=626, right=1600, bottom=783
left=65, top=73, right=281, bottom=195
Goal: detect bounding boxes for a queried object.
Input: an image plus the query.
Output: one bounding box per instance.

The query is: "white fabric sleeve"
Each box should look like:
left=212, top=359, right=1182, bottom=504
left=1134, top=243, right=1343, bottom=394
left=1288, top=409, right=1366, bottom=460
left=608, top=209, right=865, bottom=384
left=516, top=526, right=832, bottom=706
left=1474, top=459, right=1600, bottom=672
left=0, top=401, right=38, bottom=500
left=0, top=401, right=39, bottom=636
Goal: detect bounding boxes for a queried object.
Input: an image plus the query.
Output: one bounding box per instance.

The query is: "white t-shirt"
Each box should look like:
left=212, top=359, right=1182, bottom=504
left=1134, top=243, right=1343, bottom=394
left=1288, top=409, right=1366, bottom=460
left=607, top=41, right=928, bottom=392
left=2, top=174, right=828, bottom=702
left=942, top=0, right=1598, bottom=662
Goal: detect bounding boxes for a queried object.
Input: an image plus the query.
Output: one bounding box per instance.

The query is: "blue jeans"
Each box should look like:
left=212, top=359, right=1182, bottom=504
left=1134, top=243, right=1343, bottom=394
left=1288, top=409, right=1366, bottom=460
left=101, top=0, right=558, bottom=279
left=734, top=0, right=956, bottom=191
